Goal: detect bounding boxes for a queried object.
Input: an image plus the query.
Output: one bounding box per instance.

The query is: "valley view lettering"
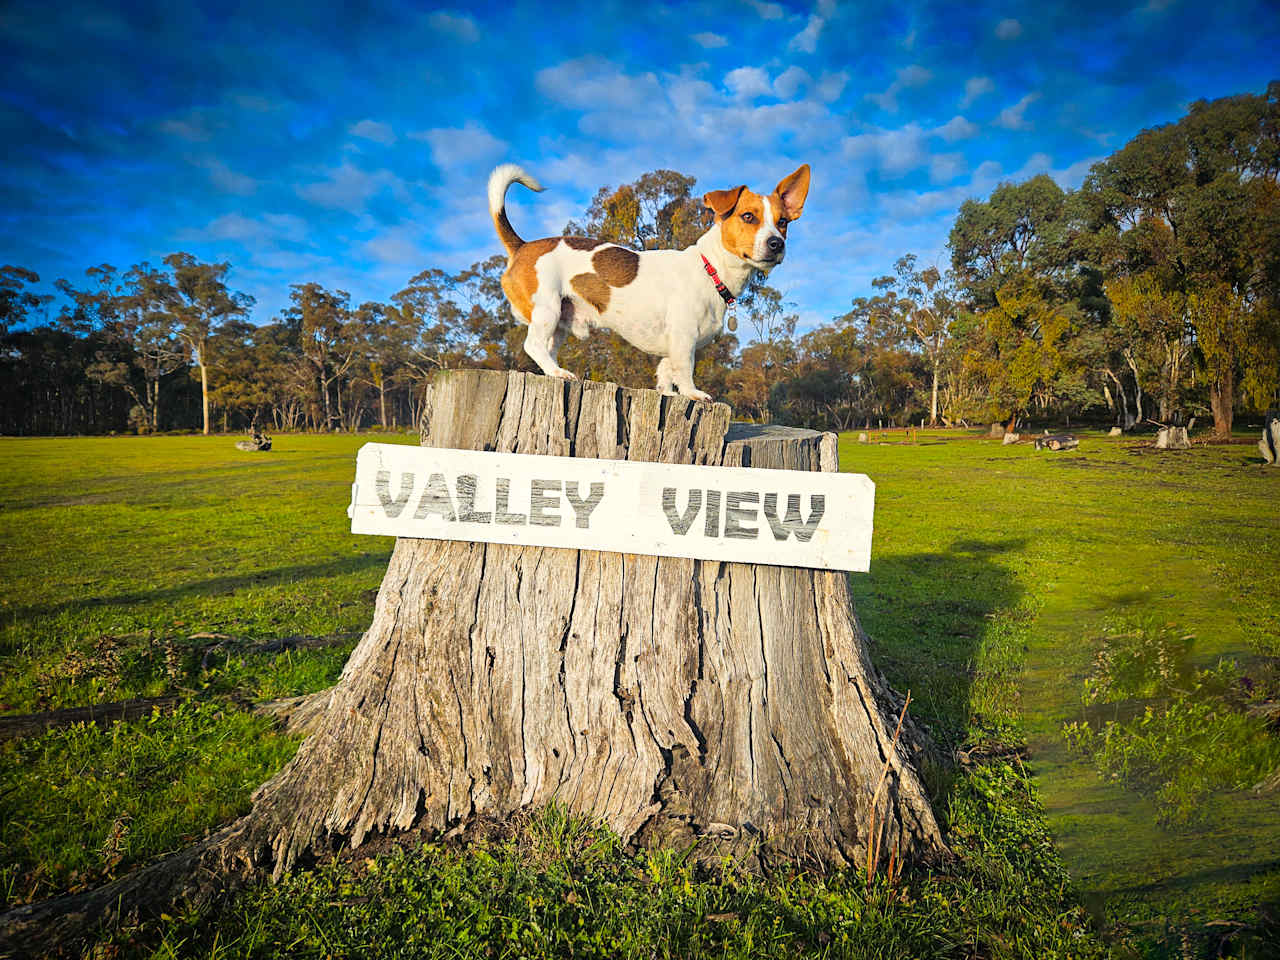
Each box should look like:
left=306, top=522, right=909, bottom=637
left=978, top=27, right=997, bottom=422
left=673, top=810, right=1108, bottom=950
left=374, top=470, right=825, bottom=543
left=349, top=443, right=873, bottom=572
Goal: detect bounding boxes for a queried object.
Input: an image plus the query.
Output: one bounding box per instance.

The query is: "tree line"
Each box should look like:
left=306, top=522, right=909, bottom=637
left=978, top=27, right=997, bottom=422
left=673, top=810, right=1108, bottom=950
left=3, top=84, right=1277, bottom=438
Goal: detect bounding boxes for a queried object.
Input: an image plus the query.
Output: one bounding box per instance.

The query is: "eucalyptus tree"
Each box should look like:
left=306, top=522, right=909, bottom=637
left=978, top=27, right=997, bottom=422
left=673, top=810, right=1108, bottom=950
left=0, top=265, right=49, bottom=335
left=1082, top=83, right=1280, bottom=434
left=119, top=264, right=185, bottom=430
left=284, top=282, right=359, bottom=431
left=164, top=253, right=254, bottom=434
left=949, top=176, right=1086, bottom=428
left=872, top=254, right=960, bottom=425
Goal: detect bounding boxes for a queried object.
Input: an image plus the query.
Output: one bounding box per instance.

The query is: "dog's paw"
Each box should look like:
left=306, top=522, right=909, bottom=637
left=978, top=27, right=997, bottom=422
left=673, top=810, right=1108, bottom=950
left=687, top=389, right=713, bottom=402
left=551, top=367, right=579, bottom=380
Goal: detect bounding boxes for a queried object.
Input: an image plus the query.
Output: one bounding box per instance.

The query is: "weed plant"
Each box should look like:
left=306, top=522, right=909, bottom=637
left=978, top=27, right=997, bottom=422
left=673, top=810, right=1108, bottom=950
left=134, top=775, right=1108, bottom=960
left=1064, top=617, right=1280, bottom=826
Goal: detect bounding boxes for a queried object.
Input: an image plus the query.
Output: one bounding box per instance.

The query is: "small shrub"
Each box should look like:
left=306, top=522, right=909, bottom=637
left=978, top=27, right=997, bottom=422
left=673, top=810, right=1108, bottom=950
left=1081, top=616, right=1193, bottom=704
left=1066, top=662, right=1280, bottom=826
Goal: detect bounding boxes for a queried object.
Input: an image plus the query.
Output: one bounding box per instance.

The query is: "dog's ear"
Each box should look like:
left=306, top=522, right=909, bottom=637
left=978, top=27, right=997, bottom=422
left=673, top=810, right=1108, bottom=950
left=703, top=185, right=746, bottom=219
left=774, top=164, right=811, bottom=220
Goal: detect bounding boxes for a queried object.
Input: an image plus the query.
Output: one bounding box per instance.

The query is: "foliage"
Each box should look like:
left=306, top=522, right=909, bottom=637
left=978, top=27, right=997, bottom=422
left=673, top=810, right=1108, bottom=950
left=1064, top=663, right=1280, bottom=827
left=6, top=87, right=1280, bottom=436
left=128, top=771, right=1109, bottom=960
left=1080, top=616, right=1195, bottom=704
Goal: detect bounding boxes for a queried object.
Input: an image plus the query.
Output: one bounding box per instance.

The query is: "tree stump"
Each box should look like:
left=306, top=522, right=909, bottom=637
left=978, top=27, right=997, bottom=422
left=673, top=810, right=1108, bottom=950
left=1034, top=433, right=1079, bottom=451
left=239, top=370, right=944, bottom=872
left=1155, top=426, right=1189, bottom=450
left=235, top=429, right=271, bottom=452
left=1260, top=411, right=1279, bottom=465
left=0, top=371, right=946, bottom=952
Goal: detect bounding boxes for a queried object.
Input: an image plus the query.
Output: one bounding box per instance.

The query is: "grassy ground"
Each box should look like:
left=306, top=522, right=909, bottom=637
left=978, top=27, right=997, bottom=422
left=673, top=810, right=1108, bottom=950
left=0, top=429, right=1277, bottom=957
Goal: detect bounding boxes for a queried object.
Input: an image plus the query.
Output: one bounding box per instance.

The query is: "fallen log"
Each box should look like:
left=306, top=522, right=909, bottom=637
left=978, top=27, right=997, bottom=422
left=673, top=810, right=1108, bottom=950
left=1034, top=433, right=1079, bottom=451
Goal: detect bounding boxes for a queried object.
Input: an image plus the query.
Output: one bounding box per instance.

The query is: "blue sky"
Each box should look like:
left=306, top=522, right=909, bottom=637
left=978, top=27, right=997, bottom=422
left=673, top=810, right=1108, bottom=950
left=3, top=0, right=1278, bottom=332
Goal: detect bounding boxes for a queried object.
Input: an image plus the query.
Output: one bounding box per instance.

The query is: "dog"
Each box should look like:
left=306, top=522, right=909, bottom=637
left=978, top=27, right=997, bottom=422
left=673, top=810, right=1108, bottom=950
left=488, top=162, right=810, bottom=400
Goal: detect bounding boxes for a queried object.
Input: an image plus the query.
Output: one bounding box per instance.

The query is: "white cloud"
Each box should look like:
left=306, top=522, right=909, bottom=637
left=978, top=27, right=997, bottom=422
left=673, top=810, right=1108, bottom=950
left=1018, top=152, right=1054, bottom=176
left=815, top=71, right=848, bottom=102
left=929, top=153, right=966, bottom=184
left=536, top=56, right=663, bottom=112
left=960, top=75, right=994, bottom=108
left=773, top=66, right=812, bottom=100
left=866, top=65, right=932, bottom=113
left=350, top=119, right=396, bottom=145
left=692, top=31, right=727, bottom=48
left=296, top=163, right=409, bottom=213
left=995, top=92, right=1040, bottom=130
left=427, top=10, right=479, bottom=43
left=725, top=66, right=772, bottom=100
left=789, top=14, right=825, bottom=53
left=364, top=224, right=429, bottom=266
left=179, top=211, right=310, bottom=246
left=231, top=93, right=277, bottom=113
left=160, top=112, right=212, bottom=142
left=743, top=0, right=784, bottom=18
left=194, top=157, right=258, bottom=195
left=995, top=18, right=1022, bottom=39
left=841, top=124, right=930, bottom=178
left=934, top=115, right=979, bottom=141
left=409, top=121, right=509, bottom=170
left=973, top=159, right=1003, bottom=181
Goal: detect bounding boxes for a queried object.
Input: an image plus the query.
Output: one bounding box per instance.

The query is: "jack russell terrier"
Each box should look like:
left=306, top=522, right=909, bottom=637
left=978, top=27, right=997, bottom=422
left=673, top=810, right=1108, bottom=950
left=488, top=162, right=811, bottom=400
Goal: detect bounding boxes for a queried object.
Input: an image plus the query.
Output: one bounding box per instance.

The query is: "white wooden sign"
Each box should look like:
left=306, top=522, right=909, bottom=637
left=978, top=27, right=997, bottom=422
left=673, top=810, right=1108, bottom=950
left=348, top=442, right=874, bottom=572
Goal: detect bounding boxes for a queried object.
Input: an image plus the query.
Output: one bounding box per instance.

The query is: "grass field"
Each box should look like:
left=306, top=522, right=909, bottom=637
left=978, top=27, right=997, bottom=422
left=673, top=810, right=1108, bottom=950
left=1, top=428, right=1277, bottom=958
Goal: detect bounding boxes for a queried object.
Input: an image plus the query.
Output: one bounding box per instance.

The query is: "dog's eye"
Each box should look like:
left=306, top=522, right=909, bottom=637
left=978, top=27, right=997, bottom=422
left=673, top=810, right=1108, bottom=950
left=740, top=212, right=756, bottom=223
left=777, top=218, right=789, bottom=230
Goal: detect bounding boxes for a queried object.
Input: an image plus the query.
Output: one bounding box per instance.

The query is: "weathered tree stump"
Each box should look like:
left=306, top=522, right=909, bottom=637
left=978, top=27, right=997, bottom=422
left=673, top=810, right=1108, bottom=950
left=1, top=371, right=945, bottom=952
left=1260, top=411, right=1279, bottom=465
left=1155, top=425, right=1189, bottom=450
left=235, top=430, right=271, bottom=452
left=243, top=370, right=944, bottom=872
left=1034, top=433, right=1078, bottom=451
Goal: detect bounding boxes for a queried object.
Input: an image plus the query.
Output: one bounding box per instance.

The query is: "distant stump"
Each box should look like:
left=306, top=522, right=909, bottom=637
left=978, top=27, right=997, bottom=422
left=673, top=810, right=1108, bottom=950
left=1155, top=426, right=1189, bottom=450
left=235, top=433, right=272, bottom=452
left=1260, top=412, right=1279, bottom=465
left=1034, top=433, right=1078, bottom=452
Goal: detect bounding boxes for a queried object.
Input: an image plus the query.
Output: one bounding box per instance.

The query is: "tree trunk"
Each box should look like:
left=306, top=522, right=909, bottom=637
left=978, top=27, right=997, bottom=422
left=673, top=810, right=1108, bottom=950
left=1210, top=368, right=1235, bottom=438
left=238, top=369, right=944, bottom=870
left=199, top=351, right=210, bottom=436
left=0, top=371, right=945, bottom=952
left=929, top=358, right=940, bottom=426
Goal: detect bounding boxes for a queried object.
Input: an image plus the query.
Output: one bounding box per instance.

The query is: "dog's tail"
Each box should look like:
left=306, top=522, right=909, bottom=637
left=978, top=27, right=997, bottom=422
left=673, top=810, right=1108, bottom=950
left=488, top=163, right=544, bottom=256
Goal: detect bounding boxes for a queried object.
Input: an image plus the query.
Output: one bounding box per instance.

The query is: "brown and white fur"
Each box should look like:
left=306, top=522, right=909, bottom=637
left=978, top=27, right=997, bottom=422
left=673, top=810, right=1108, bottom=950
left=489, top=162, right=810, bottom=400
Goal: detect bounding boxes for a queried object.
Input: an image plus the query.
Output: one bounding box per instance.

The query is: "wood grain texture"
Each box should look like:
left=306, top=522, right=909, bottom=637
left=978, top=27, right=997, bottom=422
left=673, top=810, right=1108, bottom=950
left=233, top=370, right=943, bottom=872
left=0, top=370, right=947, bottom=955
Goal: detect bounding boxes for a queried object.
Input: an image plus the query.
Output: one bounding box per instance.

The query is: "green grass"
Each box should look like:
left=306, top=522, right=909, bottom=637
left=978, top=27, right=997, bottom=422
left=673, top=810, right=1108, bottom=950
left=1, top=428, right=1278, bottom=958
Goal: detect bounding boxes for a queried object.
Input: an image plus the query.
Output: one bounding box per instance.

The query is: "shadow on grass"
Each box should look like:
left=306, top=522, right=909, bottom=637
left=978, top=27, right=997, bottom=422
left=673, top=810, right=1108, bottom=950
left=10, top=552, right=390, bottom=621
left=852, top=537, right=1027, bottom=749
left=1109, top=856, right=1280, bottom=898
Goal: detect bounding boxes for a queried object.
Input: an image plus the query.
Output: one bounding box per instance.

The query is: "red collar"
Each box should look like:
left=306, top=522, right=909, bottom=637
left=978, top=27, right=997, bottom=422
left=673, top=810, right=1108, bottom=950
left=700, top=255, right=736, bottom=305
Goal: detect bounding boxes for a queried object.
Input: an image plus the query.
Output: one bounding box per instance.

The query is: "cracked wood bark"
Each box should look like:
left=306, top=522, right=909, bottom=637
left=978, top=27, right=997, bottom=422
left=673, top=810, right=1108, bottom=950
left=0, top=370, right=946, bottom=954
left=236, top=369, right=944, bottom=872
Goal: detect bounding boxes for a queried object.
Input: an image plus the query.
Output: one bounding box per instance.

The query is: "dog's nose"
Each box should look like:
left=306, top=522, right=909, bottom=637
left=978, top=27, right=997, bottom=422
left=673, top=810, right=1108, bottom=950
left=767, top=236, right=785, bottom=255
